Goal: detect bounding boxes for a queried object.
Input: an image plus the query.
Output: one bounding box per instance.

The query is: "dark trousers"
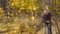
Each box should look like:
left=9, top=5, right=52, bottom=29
left=45, top=22, right=53, bottom=34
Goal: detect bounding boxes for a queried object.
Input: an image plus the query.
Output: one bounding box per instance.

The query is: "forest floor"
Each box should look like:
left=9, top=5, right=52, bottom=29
left=0, top=17, right=60, bottom=34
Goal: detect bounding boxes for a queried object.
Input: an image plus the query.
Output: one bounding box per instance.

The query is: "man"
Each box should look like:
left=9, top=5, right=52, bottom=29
left=43, top=9, right=51, bottom=25
left=42, top=6, right=53, bottom=34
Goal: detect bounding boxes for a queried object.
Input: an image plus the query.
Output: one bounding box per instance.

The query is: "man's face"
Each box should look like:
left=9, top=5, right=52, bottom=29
left=44, top=10, right=48, bottom=14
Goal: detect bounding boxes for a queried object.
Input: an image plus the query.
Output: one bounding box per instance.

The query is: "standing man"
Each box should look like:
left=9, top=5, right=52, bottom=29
left=42, top=6, right=53, bottom=34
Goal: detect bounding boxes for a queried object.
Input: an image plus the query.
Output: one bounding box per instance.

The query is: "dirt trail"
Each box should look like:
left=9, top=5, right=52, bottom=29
left=37, top=26, right=58, bottom=34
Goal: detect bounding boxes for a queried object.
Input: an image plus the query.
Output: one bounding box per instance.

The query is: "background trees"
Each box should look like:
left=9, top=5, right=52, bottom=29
left=0, top=0, right=60, bottom=34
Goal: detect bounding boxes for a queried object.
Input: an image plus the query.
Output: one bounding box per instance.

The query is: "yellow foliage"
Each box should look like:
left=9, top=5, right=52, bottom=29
left=20, top=7, right=25, bottom=10
left=31, top=16, right=35, bottom=22
left=11, top=2, right=15, bottom=7
left=15, top=2, right=20, bottom=6
left=21, top=3, right=26, bottom=7
left=28, top=26, right=32, bottom=32
left=18, top=9, right=21, bottom=13
left=0, top=7, right=4, bottom=13
left=14, top=17, right=18, bottom=22
left=10, top=0, right=39, bottom=12
left=11, top=1, right=20, bottom=7
left=20, top=1, right=24, bottom=3
left=56, top=0, right=59, bottom=4
left=33, top=5, right=38, bottom=11
left=10, top=13, right=13, bottom=16
left=28, top=5, right=33, bottom=10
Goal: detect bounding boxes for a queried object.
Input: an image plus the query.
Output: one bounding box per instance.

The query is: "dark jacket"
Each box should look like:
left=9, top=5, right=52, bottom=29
left=42, top=13, right=51, bottom=24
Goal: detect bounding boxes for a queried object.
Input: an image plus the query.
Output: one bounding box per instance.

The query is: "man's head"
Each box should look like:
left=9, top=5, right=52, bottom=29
left=43, top=9, right=48, bottom=14
left=43, top=5, right=49, bottom=14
